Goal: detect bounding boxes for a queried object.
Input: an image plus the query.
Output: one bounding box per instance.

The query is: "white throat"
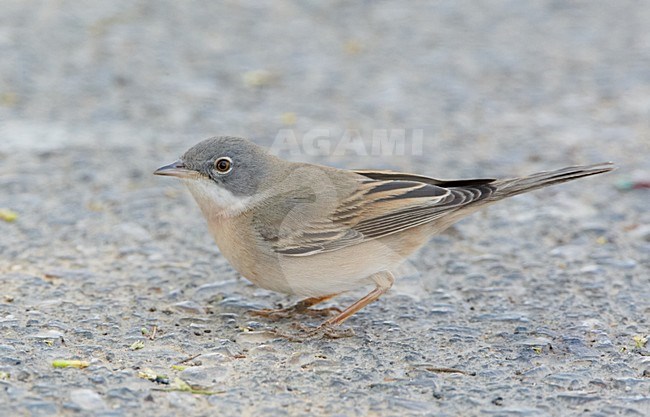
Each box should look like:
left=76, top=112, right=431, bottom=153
left=183, top=178, right=253, bottom=219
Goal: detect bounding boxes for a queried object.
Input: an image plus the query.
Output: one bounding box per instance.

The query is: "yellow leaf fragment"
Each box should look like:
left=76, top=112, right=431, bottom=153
left=138, top=368, right=169, bottom=384
left=167, top=378, right=221, bottom=395
left=172, top=377, right=193, bottom=392
left=0, top=209, right=18, bottom=222
left=52, top=360, right=90, bottom=369
left=130, top=340, right=145, bottom=350
left=633, top=335, right=648, bottom=349
left=138, top=369, right=156, bottom=381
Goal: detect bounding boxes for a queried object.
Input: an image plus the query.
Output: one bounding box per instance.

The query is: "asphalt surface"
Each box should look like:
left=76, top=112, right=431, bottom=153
left=1, top=1, right=649, bottom=416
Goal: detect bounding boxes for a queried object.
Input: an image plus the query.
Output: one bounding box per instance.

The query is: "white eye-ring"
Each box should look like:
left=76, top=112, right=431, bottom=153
left=214, top=157, right=233, bottom=174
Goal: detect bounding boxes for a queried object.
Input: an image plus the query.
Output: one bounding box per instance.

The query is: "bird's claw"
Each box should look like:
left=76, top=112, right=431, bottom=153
left=267, top=322, right=354, bottom=342
left=248, top=306, right=341, bottom=321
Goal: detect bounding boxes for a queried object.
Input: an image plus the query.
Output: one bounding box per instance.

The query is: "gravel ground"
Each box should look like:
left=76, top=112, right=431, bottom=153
left=1, top=1, right=649, bottom=416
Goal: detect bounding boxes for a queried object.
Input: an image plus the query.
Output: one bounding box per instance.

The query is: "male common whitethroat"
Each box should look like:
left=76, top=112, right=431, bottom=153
left=155, top=136, right=614, bottom=330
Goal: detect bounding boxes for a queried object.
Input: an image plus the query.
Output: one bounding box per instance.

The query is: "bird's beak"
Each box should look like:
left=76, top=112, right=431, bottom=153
left=153, top=160, right=194, bottom=178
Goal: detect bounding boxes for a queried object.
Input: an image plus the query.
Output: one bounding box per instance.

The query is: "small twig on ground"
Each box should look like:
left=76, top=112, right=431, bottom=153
left=176, top=353, right=202, bottom=365
left=149, top=325, right=158, bottom=340
left=413, top=365, right=476, bottom=376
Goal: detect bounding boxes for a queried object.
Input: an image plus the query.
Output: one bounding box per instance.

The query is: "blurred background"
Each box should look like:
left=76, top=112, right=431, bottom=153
left=2, top=0, right=648, bottom=174
left=1, top=2, right=649, bottom=415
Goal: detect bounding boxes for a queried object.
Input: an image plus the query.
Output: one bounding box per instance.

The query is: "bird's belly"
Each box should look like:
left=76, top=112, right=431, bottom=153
left=208, top=216, right=432, bottom=297
left=213, top=238, right=389, bottom=296
left=270, top=237, right=419, bottom=297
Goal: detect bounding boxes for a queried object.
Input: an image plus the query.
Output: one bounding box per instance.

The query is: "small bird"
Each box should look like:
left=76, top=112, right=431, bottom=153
left=155, top=136, right=614, bottom=331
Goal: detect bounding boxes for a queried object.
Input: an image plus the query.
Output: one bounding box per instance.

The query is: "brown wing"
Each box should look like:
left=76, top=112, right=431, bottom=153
left=266, top=170, right=497, bottom=256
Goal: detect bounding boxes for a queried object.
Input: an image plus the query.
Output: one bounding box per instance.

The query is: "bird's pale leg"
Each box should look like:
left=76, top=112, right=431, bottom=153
left=249, top=293, right=340, bottom=320
left=320, top=270, right=395, bottom=327
left=271, top=272, right=394, bottom=341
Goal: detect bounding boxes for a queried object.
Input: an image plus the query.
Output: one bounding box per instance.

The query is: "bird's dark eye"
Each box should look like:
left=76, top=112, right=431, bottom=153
left=214, top=157, right=232, bottom=174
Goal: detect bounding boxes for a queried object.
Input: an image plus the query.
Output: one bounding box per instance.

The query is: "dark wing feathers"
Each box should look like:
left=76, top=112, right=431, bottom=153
left=354, top=169, right=496, bottom=187
left=351, top=182, right=494, bottom=240
left=268, top=170, right=497, bottom=256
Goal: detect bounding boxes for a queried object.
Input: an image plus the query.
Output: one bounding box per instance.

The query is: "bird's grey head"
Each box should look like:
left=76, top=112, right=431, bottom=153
left=154, top=136, right=278, bottom=216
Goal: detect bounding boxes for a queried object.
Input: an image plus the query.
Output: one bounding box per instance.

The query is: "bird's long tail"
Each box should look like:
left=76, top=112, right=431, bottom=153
left=490, top=162, right=616, bottom=200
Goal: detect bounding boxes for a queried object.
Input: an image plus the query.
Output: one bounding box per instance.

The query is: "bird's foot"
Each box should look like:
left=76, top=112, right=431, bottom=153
left=281, top=322, right=355, bottom=341
left=248, top=307, right=295, bottom=321
left=309, top=323, right=355, bottom=339
left=267, top=322, right=354, bottom=342
left=248, top=305, right=341, bottom=321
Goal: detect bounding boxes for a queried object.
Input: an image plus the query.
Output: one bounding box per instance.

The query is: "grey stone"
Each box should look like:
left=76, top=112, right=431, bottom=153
left=70, top=388, right=107, bottom=411
left=171, top=300, right=205, bottom=315
left=24, top=401, right=60, bottom=416
left=178, top=366, right=230, bottom=389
